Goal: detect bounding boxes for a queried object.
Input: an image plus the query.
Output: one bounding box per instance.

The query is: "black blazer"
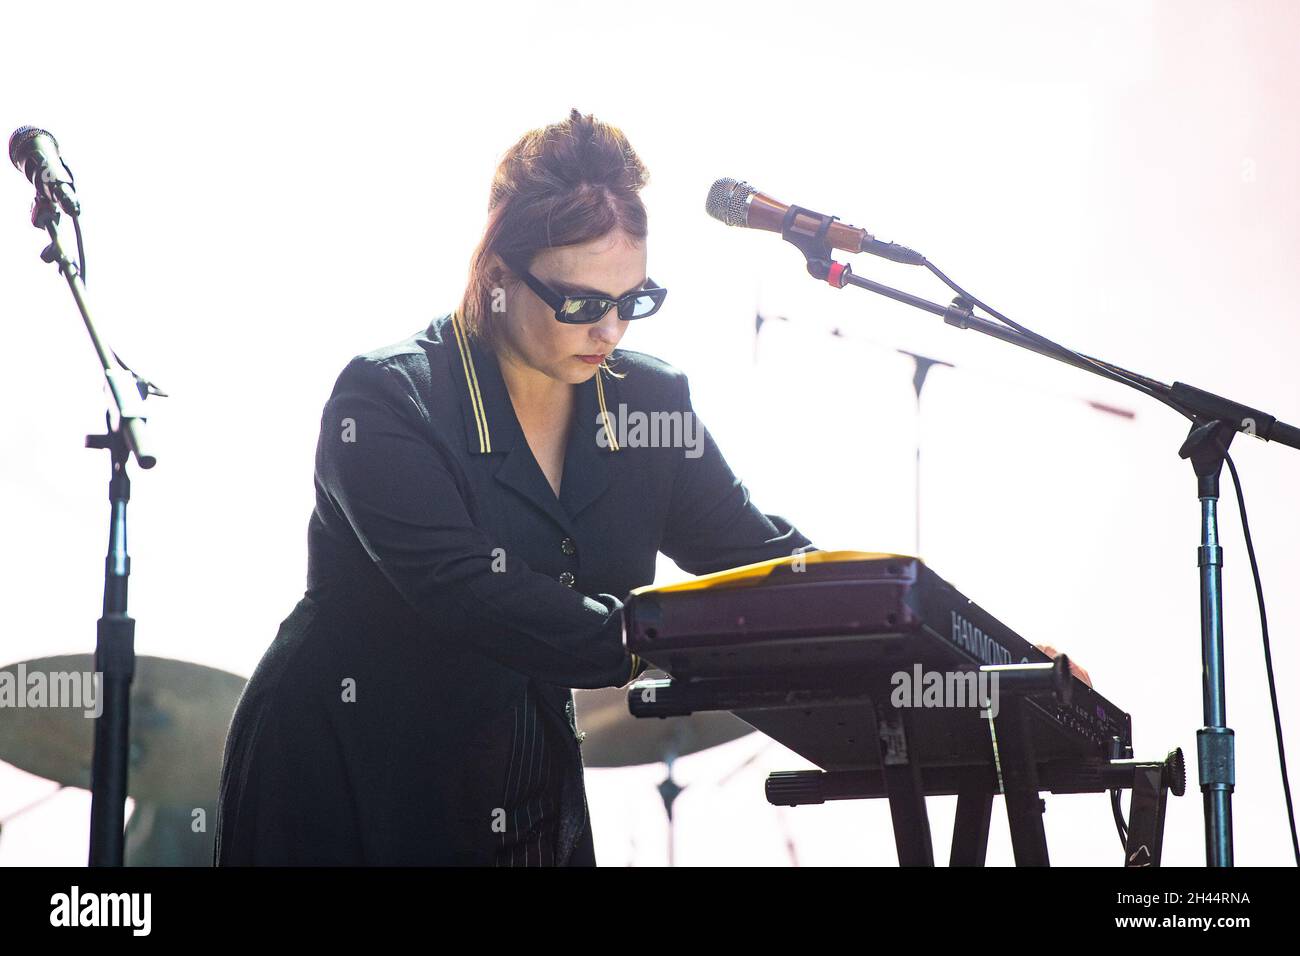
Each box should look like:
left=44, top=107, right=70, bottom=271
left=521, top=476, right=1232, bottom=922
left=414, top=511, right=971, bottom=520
left=215, top=311, right=815, bottom=866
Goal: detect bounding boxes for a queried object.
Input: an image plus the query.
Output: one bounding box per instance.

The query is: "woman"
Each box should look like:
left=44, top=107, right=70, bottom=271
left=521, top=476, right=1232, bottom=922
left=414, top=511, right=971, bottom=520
left=214, top=109, right=816, bottom=866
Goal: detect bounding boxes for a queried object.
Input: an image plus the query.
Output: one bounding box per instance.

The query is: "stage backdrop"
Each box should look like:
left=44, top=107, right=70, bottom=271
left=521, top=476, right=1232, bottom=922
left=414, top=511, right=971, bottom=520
left=1, top=0, right=1296, bottom=866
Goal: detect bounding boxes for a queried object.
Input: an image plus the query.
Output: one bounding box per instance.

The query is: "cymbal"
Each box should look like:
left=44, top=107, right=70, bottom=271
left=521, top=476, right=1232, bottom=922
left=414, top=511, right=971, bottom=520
left=125, top=800, right=217, bottom=867
left=574, top=675, right=754, bottom=767
left=0, top=654, right=246, bottom=805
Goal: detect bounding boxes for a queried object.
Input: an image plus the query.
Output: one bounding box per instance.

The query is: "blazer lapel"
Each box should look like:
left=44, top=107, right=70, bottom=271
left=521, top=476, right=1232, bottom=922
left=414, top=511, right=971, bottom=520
left=444, top=311, right=621, bottom=529
left=558, top=367, right=615, bottom=519
left=437, top=312, right=630, bottom=712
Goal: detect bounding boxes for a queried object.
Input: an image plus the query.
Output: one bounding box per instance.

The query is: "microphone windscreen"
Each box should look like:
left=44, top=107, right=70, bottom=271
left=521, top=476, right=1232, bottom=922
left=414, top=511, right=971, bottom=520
left=8, top=126, right=58, bottom=166
left=705, top=177, right=756, bottom=227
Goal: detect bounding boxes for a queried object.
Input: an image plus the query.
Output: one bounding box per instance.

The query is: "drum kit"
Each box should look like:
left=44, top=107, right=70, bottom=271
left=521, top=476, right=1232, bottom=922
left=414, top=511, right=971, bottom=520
left=0, top=655, right=245, bottom=866
left=0, top=656, right=747, bottom=865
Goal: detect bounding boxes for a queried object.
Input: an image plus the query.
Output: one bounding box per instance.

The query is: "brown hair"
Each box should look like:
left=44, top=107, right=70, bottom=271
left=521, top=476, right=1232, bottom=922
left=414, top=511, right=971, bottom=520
left=458, top=108, right=650, bottom=360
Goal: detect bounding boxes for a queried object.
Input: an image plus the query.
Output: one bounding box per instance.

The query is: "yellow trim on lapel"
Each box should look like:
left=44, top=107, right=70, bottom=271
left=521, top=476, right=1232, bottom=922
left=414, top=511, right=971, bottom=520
left=595, top=368, right=620, bottom=452
left=450, top=311, right=491, bottom=453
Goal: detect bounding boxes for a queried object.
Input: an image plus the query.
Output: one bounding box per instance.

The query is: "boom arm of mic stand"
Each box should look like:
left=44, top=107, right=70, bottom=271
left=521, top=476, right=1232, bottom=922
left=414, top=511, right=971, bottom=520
left=839, top=269, right=1300, bottom=452
left=35, top=202, right=157, bottom=469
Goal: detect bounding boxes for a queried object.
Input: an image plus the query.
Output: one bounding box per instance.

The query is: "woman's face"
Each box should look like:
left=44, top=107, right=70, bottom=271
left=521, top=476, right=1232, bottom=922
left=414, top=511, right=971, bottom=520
left=495, top=229, right=648, bottom=386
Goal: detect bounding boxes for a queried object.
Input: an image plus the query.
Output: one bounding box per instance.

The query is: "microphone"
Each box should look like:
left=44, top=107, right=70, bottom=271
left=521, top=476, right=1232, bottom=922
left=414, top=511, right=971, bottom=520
left=9, top=126, right=80, bottom=216
left=706, top=177, right=924, bottom=266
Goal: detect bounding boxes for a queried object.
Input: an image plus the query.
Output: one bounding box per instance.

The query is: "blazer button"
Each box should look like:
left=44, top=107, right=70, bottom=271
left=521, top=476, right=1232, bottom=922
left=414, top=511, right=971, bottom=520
left=560, top=537, right=576, bottom=556
left=558, top=571, right=576, bottom=587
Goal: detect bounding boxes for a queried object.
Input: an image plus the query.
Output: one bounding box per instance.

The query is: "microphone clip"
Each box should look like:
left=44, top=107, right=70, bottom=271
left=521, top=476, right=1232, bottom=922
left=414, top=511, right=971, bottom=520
left=780, top=204, right=851, bottom=288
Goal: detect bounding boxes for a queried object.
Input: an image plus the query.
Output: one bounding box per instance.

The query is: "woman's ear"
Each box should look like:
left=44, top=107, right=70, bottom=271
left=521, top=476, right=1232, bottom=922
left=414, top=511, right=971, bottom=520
left=486, top=252, right=513, bottom=287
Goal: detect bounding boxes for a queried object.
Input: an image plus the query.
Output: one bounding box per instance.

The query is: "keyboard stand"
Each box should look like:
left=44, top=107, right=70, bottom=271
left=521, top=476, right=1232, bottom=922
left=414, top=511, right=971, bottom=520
left=627, top=668, right=1184, bottom=866
left=874, top=692, right=1050, bottom=866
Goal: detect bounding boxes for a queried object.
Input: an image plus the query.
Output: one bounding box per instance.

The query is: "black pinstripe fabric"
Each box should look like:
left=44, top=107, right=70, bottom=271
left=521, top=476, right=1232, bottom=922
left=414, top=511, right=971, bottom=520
left=496, top=687, right=560, bottom=866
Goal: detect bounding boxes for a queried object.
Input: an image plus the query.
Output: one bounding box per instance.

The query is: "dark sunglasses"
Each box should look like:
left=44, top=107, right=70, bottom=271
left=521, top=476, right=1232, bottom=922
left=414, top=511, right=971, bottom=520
left=502, top=256, right=668, bottom=324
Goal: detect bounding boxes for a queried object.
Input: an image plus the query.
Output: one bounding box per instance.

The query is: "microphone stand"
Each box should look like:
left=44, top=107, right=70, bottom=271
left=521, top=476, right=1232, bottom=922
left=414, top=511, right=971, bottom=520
left=897, top=350, right=952, bottom=557
left=775, top=205, right=1300, bottom=866
left=26, top=193, right=162, bottom=866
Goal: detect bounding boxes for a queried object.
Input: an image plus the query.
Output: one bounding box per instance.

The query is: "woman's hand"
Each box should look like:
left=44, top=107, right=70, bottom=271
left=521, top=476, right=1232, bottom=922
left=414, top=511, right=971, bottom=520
left=1032, top=643, right=1092, bottom=689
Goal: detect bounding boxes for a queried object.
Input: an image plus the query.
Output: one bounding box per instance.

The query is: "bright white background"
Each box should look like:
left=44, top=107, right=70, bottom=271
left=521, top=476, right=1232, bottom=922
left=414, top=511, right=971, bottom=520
left=1, top=0, right=1297, bottom=866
